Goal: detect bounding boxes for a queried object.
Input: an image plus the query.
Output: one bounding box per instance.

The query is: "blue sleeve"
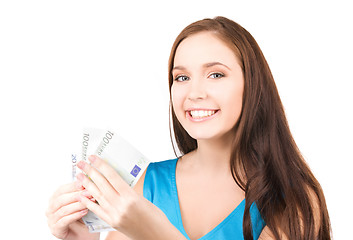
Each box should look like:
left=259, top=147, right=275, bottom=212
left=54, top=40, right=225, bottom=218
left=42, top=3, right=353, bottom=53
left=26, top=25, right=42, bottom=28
left=143, top=162, right=156, bottom=202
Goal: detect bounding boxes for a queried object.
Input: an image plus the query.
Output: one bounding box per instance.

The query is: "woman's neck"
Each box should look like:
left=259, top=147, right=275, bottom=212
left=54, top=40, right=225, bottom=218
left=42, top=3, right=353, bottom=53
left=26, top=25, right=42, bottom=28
left=191, top=133, right=234, bottom=174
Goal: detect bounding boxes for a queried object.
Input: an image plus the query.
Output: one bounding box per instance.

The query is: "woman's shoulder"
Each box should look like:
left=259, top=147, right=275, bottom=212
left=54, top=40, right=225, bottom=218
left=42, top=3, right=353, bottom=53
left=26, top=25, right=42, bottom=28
left=148, top=158, right=179, bottom=170
left=133, top=158, right=178, bottom=196
left=147, top=152, right=195, bottom=176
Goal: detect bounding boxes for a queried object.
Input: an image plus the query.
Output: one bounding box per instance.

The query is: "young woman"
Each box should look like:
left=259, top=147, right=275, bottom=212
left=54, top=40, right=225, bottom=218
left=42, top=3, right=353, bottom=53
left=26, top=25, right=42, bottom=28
left=46, top=17, right=331, bottom=240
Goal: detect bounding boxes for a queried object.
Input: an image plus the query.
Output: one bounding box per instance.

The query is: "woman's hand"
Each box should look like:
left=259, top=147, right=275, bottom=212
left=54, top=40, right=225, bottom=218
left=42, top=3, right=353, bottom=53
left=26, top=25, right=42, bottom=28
left=77, top=155, right=187, bottom=240
left=46, top=181, right=99, bottom=240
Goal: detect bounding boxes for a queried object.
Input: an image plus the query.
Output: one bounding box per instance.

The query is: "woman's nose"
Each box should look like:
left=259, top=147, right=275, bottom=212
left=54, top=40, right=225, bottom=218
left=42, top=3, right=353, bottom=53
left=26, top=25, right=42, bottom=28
left=187, top=78, right=207, bottom=101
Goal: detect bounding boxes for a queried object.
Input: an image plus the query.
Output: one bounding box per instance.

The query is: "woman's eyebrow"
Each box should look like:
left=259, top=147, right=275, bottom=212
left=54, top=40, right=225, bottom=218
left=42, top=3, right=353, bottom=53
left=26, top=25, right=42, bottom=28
left=172, top=62, right=231, bottom=71
left=203, top=62, right=231, bottom=70
left=172, top=65, right=186, bottom=71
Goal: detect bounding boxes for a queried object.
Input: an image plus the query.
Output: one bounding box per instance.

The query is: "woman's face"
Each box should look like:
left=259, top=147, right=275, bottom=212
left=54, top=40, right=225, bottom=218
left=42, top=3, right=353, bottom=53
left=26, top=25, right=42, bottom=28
left=171, top=31, right=244, bottom=141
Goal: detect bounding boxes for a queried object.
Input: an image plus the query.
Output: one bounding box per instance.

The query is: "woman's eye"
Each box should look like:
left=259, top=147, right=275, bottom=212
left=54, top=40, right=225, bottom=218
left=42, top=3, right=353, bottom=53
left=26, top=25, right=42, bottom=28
left=209, top=72, right=224, bottom=79
left=174, top=75, right=189, bottom=82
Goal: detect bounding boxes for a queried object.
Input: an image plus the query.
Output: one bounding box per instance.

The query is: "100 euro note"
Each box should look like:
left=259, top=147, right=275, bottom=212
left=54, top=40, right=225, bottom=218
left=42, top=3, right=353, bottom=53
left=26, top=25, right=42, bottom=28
left=74, top=128, right=150, bottom=232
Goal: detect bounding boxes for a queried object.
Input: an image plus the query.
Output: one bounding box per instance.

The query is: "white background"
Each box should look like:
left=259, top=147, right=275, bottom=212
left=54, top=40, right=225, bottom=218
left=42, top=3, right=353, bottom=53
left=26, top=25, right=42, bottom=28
left=0, top=0, right=352, bottom=239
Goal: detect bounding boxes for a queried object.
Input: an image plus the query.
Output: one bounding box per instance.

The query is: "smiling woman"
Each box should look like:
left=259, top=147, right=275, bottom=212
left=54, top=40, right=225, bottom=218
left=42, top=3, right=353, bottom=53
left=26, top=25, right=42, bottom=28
left=46, top=16, right=331, bottom=240
left=171, top=32, right=244, bottom=142
left=167, top=17, right=331, bottom=240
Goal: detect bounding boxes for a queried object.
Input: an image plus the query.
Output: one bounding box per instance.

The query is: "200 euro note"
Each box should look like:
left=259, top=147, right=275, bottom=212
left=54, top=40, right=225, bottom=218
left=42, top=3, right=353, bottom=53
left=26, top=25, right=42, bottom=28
left=76, top=128, right=150, bottom=232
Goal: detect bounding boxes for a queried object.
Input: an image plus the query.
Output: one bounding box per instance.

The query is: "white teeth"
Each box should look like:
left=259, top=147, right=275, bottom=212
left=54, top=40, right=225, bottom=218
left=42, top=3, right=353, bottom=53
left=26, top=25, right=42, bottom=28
left=190, top=110, right=216, bottom=118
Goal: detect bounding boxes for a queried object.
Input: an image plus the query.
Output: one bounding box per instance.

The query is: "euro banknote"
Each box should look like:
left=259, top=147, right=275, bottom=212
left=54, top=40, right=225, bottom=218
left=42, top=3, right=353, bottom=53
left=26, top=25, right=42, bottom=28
left=74, top=128, right=150, bottom=232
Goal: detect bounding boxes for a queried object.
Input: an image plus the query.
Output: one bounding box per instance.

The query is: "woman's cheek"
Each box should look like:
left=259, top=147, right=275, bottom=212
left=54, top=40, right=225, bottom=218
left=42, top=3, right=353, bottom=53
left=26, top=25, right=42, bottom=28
left=171, top=86, right=184, bottom=112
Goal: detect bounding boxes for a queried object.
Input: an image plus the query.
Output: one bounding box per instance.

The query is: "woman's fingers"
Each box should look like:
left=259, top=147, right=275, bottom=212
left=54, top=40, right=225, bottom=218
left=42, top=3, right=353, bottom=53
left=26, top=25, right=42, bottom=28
left=46, top=182, right=98, bottom=239
left=79, top=193, right=110, bottom=224
left=76, top=171, right=115, bottom=209
left=56, top=208, right=88, bottom=228
left=76, top=155, right=144, bottom=230
left=77, top=159, right=122, bottom=205
left=50, top=208, right=89, bottom=238
left=88, top=155, right=130, bottom=195
left=46, top=182, right=86, bottom=219
left=48, top=190, right=87, bottom=215
left=51, top=201, right=87, bottom=224
left=51, top=181, right=83, bottom=199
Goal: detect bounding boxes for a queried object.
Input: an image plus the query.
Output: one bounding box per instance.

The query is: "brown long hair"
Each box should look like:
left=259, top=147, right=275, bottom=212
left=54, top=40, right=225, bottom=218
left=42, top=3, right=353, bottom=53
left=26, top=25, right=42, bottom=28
left=168, top=17, right=331, bottom=240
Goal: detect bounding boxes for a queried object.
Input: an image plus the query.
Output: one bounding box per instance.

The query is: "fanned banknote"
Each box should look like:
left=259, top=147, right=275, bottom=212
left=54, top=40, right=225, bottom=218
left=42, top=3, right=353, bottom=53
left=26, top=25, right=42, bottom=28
left=73, top=128, right=150, bottom=232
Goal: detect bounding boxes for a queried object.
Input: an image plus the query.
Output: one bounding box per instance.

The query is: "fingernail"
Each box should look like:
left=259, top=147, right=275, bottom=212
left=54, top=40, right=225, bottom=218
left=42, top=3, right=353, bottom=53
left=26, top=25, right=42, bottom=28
left=88, top=155, right=96, bottom=163
left=77, top=161, right=85, bottom=169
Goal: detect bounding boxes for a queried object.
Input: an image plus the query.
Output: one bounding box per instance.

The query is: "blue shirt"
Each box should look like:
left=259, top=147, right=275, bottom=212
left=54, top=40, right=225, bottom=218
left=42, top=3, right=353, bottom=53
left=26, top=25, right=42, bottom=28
left=143, top=158, right=266, bottom=240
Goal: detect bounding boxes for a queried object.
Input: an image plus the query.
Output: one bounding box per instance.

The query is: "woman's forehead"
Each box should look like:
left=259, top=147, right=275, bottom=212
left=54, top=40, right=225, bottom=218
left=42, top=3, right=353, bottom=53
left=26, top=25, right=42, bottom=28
left=173, top=32, right=240, bottom=70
